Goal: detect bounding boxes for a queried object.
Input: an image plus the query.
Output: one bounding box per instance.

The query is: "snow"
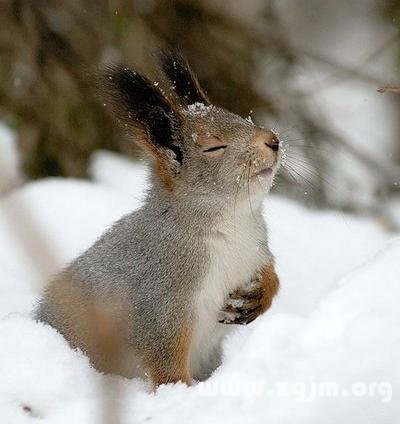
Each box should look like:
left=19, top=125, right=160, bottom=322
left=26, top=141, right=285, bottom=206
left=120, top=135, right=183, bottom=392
left=186, top=102, right=213, bottom=116
left=0, top=148, right=399, bottom=423
left=90, top=150, right=149, bottom=198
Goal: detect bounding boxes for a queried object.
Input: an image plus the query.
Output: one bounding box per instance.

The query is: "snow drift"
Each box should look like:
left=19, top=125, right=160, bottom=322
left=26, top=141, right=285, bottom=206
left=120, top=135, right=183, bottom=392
left=0, top=150, right=399, bottom=423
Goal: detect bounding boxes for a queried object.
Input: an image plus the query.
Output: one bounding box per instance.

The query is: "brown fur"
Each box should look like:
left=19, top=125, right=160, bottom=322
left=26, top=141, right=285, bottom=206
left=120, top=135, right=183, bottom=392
left=144, top=323, right=193, bottom=387
left=259, top=262, right=280, bottom=313
left=154, top=160, right=176, bottom=191
left=221, top=262, right=280, bottom=325
left=142, top=136, right=177, bottom=191
left=128, top=126, right=177, bottom=191
left=45, top=273, right=193, bottom=384
left=41, top=274, right=143, bottom=378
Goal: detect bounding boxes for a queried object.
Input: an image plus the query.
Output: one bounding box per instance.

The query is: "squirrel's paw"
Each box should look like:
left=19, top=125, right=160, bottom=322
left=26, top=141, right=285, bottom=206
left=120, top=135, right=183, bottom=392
left=218, top=285, right=264, bottom=325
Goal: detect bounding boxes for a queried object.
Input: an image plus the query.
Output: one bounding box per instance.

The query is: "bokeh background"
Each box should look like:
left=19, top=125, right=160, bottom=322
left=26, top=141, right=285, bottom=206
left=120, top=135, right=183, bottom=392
left=0, top=0, right=400, bottom=217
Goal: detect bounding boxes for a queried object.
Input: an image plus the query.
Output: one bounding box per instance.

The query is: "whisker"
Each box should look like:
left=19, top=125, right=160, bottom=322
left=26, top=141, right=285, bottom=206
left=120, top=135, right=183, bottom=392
left=273, top=125, right=299, bottom=137
left=284, top=154, right=325, bottom=170
left=284, top=156, right=340, bottom=194
left=281, top=166, right=303, bottom=188
left=281, top=138, right=306, bottom=143
left=233, top=162, right=248, bottom=232
left=246, top=158, right=258, bottom=223
left=283, top=142, right=332, bottom=155
left=280, top=165, right=320, bottom=198
left=282, top=163, right=322, bottom=193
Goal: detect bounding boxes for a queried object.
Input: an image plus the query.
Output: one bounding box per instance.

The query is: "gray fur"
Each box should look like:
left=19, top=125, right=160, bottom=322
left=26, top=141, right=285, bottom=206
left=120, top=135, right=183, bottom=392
left=36, top=65, right=281, bottom=383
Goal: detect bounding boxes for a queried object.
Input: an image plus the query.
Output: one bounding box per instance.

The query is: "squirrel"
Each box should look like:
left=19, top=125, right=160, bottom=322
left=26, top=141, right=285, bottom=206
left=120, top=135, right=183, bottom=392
left=35, top=51, right=281, bottom=387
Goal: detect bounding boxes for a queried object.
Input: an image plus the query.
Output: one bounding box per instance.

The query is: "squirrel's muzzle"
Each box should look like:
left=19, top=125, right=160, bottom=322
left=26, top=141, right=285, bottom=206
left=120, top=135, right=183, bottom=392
left=253, top=129, right=280, bottom=153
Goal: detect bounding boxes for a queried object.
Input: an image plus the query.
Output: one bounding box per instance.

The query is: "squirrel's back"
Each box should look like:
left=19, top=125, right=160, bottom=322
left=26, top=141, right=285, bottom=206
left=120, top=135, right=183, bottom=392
left=36, top=201, right=209, bottom=377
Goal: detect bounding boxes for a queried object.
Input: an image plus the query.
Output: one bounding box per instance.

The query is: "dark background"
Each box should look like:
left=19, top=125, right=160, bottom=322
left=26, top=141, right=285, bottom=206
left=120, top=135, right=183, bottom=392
left=1, top=0, right=399, bottom=215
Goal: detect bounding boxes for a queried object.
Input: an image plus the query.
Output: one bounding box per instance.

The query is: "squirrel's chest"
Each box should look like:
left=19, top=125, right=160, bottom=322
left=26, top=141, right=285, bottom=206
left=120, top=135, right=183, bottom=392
left=202, top=222, right=267, bottom=307
left=189, top=218, right=268, bottom=378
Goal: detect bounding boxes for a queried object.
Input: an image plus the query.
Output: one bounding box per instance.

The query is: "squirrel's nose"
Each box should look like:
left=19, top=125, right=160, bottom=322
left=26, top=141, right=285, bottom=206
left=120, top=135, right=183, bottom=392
left=254, top=129, right=279, bottom=152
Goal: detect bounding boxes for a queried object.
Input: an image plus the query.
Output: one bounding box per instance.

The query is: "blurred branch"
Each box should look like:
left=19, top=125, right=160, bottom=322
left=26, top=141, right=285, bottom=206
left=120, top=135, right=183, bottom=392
left=377, top=85, right=400, bottom=93
left=315, top=120, right=400, bottom=182
left=298, top=31, right=400, bottom=91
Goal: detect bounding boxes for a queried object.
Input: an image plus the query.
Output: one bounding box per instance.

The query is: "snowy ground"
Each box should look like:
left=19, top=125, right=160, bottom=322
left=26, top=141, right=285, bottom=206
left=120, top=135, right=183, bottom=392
left=0, top=140, right=399, bottom=422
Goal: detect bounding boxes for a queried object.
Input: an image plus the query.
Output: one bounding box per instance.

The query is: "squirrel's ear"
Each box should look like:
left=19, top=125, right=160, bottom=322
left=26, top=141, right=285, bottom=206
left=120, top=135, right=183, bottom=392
left=157, top=50, right=210, bottom=106
left=103, top=66, right=183, bottom=165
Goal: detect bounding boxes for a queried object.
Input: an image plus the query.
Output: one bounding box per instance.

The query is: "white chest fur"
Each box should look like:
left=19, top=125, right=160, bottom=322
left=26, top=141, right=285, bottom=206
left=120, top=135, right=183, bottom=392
left=189, top=204, right=269, bottom=380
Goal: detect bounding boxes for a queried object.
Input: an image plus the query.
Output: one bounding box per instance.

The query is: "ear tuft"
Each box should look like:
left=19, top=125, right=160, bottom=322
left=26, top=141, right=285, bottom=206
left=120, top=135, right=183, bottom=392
left=156, top=49, right=209, bottom=106
left=102, top=65, right=183, bottom=164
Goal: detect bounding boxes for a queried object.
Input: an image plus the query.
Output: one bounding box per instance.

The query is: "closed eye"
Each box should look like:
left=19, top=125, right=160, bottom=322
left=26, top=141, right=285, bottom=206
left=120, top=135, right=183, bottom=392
left=203, top=145, right=227, bottom=153
left=201, top=135, right=228, bottom=157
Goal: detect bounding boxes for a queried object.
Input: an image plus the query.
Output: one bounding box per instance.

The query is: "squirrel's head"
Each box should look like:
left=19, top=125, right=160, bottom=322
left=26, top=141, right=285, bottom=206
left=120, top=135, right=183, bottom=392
left=103, top=51, right=281, bottom=207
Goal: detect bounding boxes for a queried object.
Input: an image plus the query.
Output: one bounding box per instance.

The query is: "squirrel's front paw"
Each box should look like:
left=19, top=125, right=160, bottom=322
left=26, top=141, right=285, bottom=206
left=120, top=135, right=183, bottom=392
left=218, top=285, right=264, bottom=325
